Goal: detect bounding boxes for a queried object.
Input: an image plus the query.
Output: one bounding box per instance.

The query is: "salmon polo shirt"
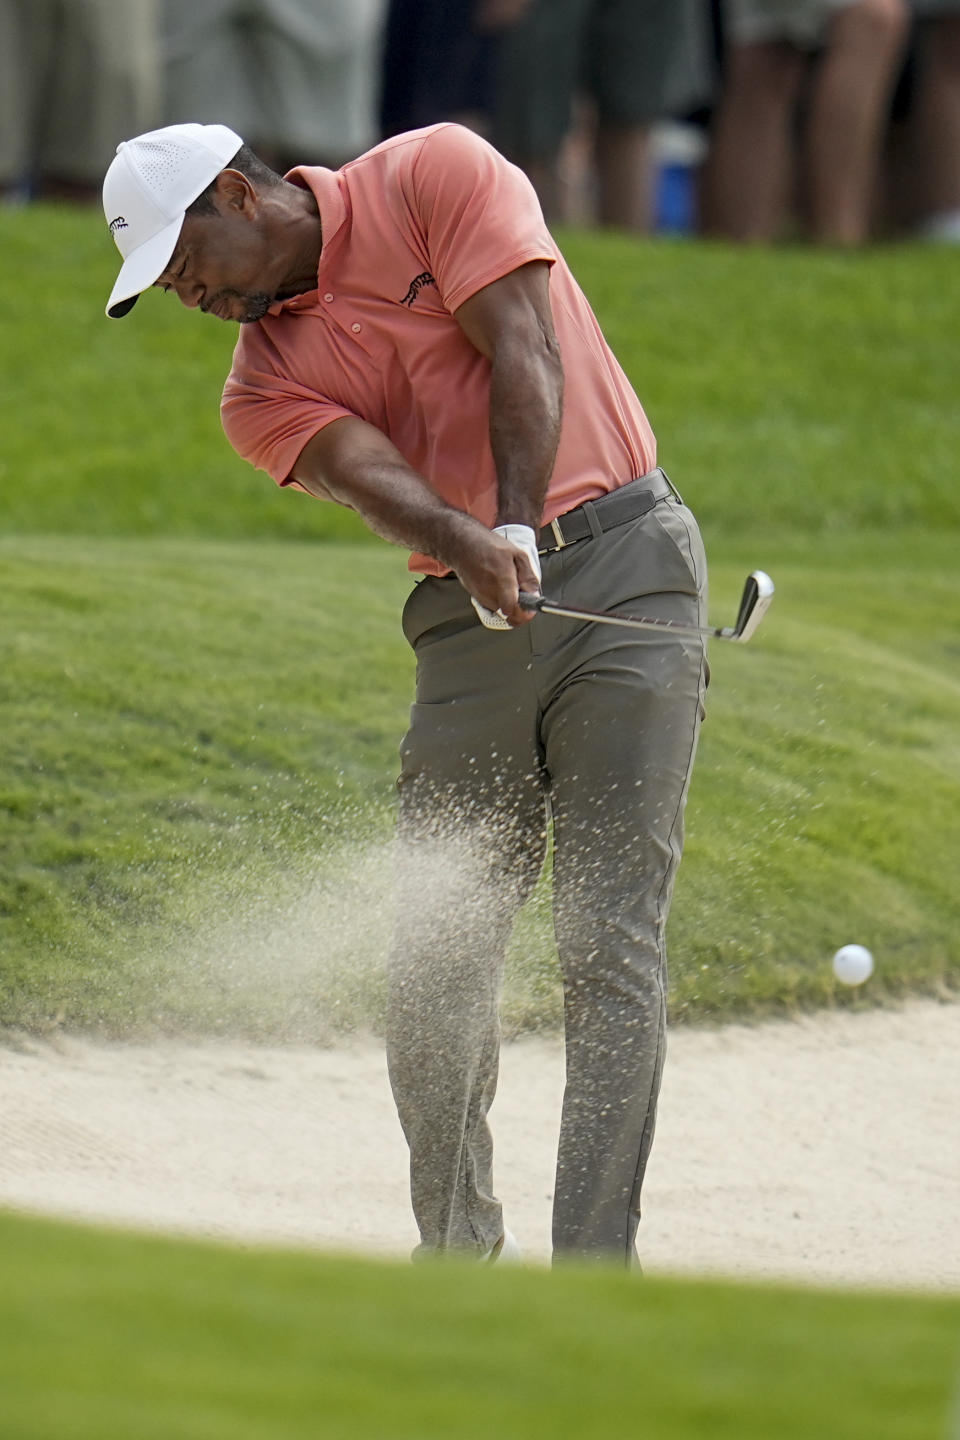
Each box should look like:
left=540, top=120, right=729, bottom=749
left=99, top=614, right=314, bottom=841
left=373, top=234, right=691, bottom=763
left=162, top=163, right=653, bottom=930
left=221, top=123, right=657, bottom=577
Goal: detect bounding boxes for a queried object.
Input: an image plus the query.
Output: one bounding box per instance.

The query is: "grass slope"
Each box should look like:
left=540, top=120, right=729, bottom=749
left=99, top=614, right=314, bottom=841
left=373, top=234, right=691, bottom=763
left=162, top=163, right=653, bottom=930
left=1, top=206, right=958, bottom=1032
left=0, top=1211, right=957, bottom=1440
left=1, top=531, right=956, bottom=1036
left=0, top=538, right=413, bottom=1035
left=561, top=233, right=960, bottom=538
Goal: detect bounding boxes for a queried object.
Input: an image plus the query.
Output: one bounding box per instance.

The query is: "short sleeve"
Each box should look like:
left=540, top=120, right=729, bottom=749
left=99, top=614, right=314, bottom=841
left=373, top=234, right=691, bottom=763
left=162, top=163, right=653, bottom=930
left=410, top=125, right=556, bottom=314
left=220, top=365, right=355, bottom=489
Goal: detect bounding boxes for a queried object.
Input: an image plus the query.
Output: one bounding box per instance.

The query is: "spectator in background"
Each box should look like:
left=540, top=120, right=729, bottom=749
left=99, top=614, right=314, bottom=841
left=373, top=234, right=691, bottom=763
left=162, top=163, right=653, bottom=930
left=0, top=0, right=159, bottom=201
left=907, top=1, right=960, bottom=238
left=380, top=0, right=529, bottom=139
left=162, top=0, right=386, bottom=171
left=705, top=0, right=909, bottom=244
left=492, top=0, right=713, bottom=231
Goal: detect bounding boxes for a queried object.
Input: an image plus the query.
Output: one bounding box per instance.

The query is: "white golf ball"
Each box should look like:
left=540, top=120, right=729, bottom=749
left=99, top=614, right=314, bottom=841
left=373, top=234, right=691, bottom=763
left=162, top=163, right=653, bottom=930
left=832, top=944, right=874, bottom=986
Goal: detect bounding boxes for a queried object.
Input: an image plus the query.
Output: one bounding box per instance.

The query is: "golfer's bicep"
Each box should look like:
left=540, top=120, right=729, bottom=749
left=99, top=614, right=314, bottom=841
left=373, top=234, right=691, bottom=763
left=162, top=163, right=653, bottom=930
left=454, top=261, right=556, bottom=363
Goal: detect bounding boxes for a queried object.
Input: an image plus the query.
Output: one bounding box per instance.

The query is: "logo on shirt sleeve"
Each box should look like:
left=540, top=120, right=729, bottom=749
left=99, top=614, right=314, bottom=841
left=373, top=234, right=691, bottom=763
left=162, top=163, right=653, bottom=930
left=399, top=271, right=436, bottom=307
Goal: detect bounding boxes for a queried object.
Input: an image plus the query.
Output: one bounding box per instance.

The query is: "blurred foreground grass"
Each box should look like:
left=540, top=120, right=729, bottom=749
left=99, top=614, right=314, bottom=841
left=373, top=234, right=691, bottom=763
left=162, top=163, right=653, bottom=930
left=0, top=1211, right=957, bottom=1440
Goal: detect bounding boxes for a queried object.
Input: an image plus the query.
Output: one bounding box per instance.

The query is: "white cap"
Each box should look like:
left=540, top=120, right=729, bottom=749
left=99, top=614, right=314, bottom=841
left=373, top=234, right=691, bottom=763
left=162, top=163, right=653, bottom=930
left=103, top=123, right=243, bottom=318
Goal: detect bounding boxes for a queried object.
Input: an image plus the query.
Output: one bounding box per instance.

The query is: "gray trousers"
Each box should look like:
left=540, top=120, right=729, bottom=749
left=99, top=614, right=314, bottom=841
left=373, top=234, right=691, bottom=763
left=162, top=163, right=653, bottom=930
left=387, top=483, right=708, bottom=1265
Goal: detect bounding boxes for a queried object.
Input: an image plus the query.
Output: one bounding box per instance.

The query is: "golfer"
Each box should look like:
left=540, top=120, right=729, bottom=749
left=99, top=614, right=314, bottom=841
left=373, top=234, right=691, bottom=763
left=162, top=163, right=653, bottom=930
left=102, top=121, right=708, bottom=1266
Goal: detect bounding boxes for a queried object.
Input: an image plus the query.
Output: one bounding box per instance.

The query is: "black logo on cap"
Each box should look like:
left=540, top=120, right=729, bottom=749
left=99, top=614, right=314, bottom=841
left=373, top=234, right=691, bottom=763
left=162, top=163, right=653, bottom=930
left=108, top=216, right=129, bottom=234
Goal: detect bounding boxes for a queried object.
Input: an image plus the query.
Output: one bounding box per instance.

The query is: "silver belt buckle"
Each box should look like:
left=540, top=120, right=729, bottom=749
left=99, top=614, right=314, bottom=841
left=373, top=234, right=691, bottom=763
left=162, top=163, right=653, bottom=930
left=550, top=516, right=568, bottom=550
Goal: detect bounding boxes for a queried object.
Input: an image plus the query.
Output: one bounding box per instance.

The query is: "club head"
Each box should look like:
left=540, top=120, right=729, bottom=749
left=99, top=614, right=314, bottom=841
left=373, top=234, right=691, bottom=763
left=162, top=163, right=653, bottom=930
left=732, top=570, right=775, bottom=642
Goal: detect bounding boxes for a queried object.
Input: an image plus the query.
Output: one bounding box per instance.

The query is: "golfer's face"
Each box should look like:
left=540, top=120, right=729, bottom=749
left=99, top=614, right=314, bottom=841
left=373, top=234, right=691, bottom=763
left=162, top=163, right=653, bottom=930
left=155, top=210, right=273, bottom=325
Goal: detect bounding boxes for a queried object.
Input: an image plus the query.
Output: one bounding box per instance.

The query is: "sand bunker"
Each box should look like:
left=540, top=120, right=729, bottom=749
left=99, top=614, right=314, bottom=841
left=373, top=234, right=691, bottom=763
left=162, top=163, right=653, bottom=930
left=1, top=999, right=957, bottom=1290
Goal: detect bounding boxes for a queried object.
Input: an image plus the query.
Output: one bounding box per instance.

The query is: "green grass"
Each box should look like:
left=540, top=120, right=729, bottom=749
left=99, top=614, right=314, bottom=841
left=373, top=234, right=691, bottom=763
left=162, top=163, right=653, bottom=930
left=0, top=1211, right=957, bottom=1440
left=1, top=207, right=366, bottom=543
left=3, top=208, right=959, bottom=542
left=561, top=233, right=960, bottom=538
left=0, top=537, right=414, bottom=1036
left=1, top=529, right=956, bottom=1036
left=1, top=206, right=958, bottom=1035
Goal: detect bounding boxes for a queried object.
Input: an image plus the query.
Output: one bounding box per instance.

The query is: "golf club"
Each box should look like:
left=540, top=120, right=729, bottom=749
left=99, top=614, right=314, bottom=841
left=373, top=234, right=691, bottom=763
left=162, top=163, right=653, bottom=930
left=518, top=570, right=775, bottom=643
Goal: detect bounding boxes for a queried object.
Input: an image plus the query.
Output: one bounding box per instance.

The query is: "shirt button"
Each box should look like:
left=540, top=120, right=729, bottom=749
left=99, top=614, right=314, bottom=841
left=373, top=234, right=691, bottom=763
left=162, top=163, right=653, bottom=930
left=351, top=322, right=362, bottom=333
left=323, top=292, right=334, bottom=302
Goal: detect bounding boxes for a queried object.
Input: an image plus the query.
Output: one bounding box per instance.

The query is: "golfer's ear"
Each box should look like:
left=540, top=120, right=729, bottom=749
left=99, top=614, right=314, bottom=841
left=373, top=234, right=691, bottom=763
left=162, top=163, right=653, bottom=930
left=215, top=169, right=255, bottom=212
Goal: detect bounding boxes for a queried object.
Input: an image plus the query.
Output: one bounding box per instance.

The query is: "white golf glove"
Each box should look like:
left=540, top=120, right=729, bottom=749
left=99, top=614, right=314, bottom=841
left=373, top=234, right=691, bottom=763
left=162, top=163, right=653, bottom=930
left=471, top=524, right=542, bottom=630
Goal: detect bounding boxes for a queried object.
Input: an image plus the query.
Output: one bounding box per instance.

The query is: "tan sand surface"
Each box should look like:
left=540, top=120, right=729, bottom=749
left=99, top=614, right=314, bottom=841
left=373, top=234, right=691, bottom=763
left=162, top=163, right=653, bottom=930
left=1, top=1000, right=957, bottom=1289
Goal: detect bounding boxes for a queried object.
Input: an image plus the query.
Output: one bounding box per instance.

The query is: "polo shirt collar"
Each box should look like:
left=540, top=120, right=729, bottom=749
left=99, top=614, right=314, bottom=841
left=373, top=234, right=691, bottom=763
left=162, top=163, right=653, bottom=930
left=267, top=166, right=349, bottom=316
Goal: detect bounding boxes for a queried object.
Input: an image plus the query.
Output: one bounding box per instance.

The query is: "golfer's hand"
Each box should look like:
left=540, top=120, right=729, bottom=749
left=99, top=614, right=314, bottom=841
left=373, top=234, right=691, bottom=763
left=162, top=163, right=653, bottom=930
left=466, top=525, right=541, bottom=630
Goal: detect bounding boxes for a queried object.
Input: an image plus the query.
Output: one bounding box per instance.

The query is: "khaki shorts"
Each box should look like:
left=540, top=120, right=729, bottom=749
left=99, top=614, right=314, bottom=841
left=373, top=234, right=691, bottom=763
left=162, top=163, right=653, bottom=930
left=726, top=0, right=860, bottom=47
left=0, top=0, right=159, bottom=187
left=162, top=0, right=385, bottom=162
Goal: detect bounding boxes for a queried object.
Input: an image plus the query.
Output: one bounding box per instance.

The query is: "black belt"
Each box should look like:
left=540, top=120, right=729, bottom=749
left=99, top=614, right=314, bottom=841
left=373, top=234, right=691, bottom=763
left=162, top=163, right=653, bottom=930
left=537, top=468, right=680, bottom=556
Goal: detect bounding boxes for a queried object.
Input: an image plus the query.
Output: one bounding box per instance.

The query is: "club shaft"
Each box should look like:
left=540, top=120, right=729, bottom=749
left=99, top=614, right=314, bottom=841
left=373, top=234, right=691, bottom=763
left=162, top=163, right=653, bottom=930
left=523, top=596, right=731, bottom=639
left=518, top=571, right=773, bottom=644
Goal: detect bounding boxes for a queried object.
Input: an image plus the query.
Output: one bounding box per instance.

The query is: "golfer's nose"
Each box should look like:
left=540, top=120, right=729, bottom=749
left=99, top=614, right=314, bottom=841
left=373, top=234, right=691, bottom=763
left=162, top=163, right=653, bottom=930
left=181, top=281, right=203, bottom=309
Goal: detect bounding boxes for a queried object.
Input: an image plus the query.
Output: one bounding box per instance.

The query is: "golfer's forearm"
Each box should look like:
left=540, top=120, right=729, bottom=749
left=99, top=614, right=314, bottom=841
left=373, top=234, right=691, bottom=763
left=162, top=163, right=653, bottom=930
left=488, top=333, right=564, bottom=531
left=335, top=463, right=488, bottom=565
left=291, top=420, right=489, bottom=569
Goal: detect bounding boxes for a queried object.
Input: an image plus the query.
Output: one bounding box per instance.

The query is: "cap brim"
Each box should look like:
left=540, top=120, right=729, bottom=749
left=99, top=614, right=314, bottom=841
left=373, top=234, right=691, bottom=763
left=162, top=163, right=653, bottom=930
left=106, top=215, right=184, bottom=318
